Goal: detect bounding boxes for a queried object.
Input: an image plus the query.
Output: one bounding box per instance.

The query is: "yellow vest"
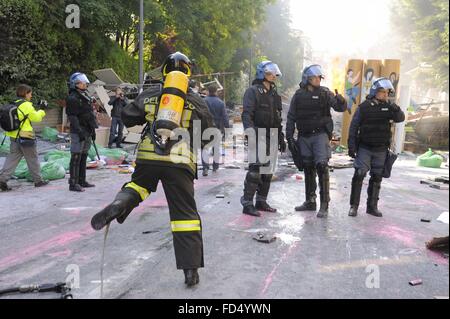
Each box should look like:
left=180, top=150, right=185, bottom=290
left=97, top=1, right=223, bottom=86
left=5, top=100, right=46, bottom=139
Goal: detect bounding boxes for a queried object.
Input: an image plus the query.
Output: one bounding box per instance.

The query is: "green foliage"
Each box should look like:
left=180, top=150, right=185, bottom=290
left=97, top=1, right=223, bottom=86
left=254, top=0, right=303, bottom=91
left=0, top=0, right=279, bottom=106
left=393, top=0, right=449, bottom=92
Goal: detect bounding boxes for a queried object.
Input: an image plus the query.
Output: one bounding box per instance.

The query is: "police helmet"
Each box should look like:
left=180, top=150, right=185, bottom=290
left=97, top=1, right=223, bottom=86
left=69, top=73, right=90, bottom=90
left=369, top=77, right=395, bottom=98
left=301, top=65, right=324, bottom=86
left=256, top=61, right=282, bottom=80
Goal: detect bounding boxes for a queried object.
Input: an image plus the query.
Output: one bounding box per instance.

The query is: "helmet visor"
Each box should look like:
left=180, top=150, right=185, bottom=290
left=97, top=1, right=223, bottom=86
left=306, top=65, right=324, bottom=78
left=75, top=74, right=90, bottom=85
left=265, top=63, right=282, bottom=77
left=375, top=78, right=395, bottom=92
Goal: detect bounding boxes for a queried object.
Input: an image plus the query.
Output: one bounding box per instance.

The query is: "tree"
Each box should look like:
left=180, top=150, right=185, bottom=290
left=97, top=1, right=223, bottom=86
left=254, top=0, right=303, bottom=91
left=393, top=0, right=449, bottom=92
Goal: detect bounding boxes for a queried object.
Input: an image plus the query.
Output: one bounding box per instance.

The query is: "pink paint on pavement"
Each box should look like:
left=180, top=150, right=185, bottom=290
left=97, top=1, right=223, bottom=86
left=374, top=224, right=418, bottom=247
left=0, top=225, right=94, bottom=272
left=46, top=249, right=73, bottom=258
left=425, top=249, right=449, bottom=265
left=260, top=242, right=299, bottom=297
left=227, top=214, right=257, bottom=228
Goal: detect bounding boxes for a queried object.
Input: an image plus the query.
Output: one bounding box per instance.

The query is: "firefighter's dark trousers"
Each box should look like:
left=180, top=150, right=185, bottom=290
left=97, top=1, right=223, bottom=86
left=124, top=163, right=204, bottom=270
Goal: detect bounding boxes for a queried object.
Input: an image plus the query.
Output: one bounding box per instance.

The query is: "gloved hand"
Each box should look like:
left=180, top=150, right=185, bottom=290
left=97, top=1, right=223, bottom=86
left=335, top=90, right=346, bottom=105
left=279, top=133, right=287, bottom=153
left=287, top=138, right=299, bottom=157
left=91, top=131, right=96, bottom=141
left=389, top=103, right=401, bottom=113
left=348, top=148, right=356, bottom=158
left=78, top=132, right=86, bottom=142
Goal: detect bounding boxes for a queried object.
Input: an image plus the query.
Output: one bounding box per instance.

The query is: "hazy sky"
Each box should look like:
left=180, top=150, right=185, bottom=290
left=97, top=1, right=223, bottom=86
left=290, top=0, right=392, bottom=57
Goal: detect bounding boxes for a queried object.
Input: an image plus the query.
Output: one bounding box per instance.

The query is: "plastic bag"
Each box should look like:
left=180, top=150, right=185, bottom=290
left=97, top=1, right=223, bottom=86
left=52, top=157, right=70, bottom=171
left=42, top=127, right=59, bottom=142
left=25, top=161, right=66, bottom=181
left=44, top=150, right=71, bottom=161
left=14, top=160, right=29, bottom=179
left=417, top=148, right=444, bottom=168
left=0, top=133, right=10, bottom=154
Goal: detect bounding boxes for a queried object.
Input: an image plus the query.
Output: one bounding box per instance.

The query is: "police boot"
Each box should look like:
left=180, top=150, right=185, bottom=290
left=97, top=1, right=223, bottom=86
left=91, top=189, right=141, bottom=230
left=241, top=171, right=261, bottom=217
left=295, top=167, right=317, bottom=211
left=184, top=269, right=199, bottom=287
left=69, top=153, right=84, bottom=192
left=367, top=175, right=383, bottom=217
left=79, top=154, right=95, bottom=188
left=255, top=175, right=277, bottom=213
left=0, top=181, right=11, bottom=192
left=348, top=170, right=365, bottom=217
left=316, top=164, right=330, bottom=218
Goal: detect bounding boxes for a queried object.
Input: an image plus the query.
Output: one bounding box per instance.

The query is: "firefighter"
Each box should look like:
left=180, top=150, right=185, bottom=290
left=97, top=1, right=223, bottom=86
left=348, top=78, right=405, bottom=217
left=90, top=52, right=214, bottom=287
left=240, top=60, right=286, bottom=217
left=286, top=64, right=347, bottom=218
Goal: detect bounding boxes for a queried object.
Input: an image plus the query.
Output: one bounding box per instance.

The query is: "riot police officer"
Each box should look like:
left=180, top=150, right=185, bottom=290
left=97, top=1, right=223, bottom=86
left=286, top=65, right=346, bottom=218
left=66, top=73, right=98, bottom=192
left=348, top=78, right=405, bottom=218
left=240, top=60, right=286, bottom=217
left=90, top=52, right=215, bottom=287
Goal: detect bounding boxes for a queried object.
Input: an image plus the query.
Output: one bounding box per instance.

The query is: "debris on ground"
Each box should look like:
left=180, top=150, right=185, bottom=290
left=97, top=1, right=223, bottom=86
left=420, top=178, right=449, bottom=190
left=253, top=232, right=277, bottom=244
left=409, top=279, right=423, bottom=286
left=437, top=212, right=449, bottom=224
left=426, top=236, right=449, bottom=258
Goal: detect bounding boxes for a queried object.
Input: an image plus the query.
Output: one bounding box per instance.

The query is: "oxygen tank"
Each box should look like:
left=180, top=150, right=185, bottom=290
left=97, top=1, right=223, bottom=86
left=155, top=71, right=189, bottom=144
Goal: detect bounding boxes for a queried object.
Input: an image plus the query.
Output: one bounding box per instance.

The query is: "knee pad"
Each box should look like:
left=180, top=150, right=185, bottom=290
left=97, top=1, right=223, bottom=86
left=370, top=174, right=383, bottom=183
left=247, top=171, right=261, bottom=184
left=316, top=162, right=329, bottom=174
left=354, top=169, right=367, bottom=180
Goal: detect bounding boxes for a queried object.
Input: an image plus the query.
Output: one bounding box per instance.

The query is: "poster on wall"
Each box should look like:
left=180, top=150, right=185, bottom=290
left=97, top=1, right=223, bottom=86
left=381, top=59, right=401, bottom=102
left=361, top=60, right=382, bottom=103
left=341, top=59, right=363, bottom=146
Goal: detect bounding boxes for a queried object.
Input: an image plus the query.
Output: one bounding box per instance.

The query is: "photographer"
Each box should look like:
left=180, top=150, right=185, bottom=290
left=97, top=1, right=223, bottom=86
left=108, top=87, right=128, bottom=149
left=0, top=84, right=48, bottom=191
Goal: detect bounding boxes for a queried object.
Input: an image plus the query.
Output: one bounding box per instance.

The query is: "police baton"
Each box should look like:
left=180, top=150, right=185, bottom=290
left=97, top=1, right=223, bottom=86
left=93, top=142, right=101, bottom=161
left=91, top=134, right=101, bottom=161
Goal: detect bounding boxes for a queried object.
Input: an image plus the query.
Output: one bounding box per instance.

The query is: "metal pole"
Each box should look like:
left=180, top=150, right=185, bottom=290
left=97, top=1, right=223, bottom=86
left=249, top=31, right=253, bottom=88
left=139, top=0, right=144, bottom=93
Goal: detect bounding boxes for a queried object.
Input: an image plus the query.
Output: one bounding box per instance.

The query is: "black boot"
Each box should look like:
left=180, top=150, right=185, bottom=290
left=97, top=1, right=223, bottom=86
left=243, top=205, right=261, bottom=217
left=91, top=189, right=141, bottom=230
left=349, top=170, right=365, bottom=217
left=184, top=269, right=199, bottom=287
left=316, top=164, right=330, bottom=218
left=255, top=201, right=277, bottom=213
left=69, top=153, right=84, bottom=192
left=241, top=170, right=261, bottom=216
left=255, top=175, right=276, bottom=212
left=367, top=175, right=383, bottom=217
left=295, top=167, right=317, bottom=211
left=79, top=154, right=95, bottom=188
left=0, top=181, right=11, bottom=192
